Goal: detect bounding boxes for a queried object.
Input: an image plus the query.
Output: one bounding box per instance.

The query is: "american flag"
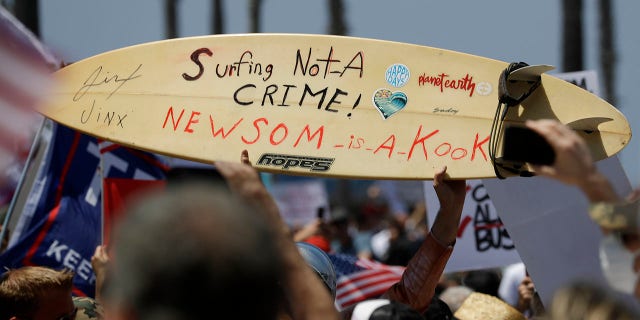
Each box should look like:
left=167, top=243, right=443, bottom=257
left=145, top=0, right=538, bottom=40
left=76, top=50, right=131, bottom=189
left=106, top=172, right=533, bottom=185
left=329, top=253, right=405, bottom=310
left=0, top=7, right=58, bottom=202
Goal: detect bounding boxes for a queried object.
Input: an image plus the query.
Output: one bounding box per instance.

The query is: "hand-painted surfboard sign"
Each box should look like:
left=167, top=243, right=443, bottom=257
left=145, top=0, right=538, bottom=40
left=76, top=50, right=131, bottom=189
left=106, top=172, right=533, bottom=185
left=38, top=34, right=631, bottom=180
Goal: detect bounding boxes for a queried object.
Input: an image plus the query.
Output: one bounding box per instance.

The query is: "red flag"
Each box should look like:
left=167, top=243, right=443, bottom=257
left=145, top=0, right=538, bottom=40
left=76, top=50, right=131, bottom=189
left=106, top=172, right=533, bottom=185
left=102, top=178, right=166, bottom=245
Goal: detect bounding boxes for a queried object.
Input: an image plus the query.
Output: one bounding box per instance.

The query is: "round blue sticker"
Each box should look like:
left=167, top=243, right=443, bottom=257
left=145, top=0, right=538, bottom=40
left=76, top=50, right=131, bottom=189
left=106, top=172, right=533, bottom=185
left=385, top=64, right=410, bottom=88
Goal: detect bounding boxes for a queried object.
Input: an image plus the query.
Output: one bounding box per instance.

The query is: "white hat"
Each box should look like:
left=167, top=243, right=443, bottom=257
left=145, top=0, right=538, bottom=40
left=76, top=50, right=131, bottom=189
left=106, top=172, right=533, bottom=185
left=351, top=299, right=424, bottom=320
left=351, top=300, right=392, bottom=320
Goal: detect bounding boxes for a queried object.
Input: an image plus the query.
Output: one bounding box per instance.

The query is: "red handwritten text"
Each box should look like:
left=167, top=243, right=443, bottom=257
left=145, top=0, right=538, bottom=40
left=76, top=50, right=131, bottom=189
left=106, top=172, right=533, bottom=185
left=163, top=106, right=325, bottom=149
left=418, top=73, right=476, bottom=97
left=161, top=106, right=489, bottom=163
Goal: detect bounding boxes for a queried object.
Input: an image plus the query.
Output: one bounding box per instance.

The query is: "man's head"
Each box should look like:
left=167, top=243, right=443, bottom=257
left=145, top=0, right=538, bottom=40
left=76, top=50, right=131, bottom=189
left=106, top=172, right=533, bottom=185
left=0, top=266, right=76, bottom=320
left=104, top=182, right=284, bottom=320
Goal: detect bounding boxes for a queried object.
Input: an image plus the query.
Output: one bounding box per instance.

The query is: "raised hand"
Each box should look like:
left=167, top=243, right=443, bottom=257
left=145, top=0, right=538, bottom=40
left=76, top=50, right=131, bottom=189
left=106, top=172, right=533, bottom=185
left=431, top=166, right=467, bottom=246
left=525, top=119, right=619, bottom=202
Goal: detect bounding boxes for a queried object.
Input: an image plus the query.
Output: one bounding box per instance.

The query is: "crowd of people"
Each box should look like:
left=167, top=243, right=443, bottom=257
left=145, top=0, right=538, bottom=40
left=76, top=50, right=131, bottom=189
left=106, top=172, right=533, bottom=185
left=0, top=0, right=638, bottom=317
left=2, top=119, right=640, bottom=319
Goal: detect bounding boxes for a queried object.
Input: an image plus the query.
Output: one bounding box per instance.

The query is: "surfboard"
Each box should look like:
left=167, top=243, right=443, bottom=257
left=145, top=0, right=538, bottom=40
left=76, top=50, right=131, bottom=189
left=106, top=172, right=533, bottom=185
left=37, top=34, right=631, bottom=180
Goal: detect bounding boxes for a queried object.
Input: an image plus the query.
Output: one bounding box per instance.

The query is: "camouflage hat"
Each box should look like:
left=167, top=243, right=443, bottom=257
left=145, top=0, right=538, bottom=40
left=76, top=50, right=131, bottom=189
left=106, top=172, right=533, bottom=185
left=73, top=296, right=104, bottom=320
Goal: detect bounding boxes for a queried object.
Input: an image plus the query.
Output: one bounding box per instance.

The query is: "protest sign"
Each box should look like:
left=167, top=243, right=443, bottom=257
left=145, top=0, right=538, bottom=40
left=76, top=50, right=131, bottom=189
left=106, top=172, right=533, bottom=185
left=270, top=178, right=329, bottom=227
left=425, top=180, right=522, bottom=273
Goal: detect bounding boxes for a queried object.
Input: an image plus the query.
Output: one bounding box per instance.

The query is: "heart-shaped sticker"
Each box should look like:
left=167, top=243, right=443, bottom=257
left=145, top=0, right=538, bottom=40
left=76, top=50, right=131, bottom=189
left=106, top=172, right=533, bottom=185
left=373, top=89, right=408, bottom=119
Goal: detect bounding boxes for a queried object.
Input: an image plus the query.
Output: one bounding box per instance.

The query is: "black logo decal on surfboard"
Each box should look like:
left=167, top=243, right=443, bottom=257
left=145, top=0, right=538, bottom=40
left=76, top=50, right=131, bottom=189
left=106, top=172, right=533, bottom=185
left=257, top=153, right=334, bottom=172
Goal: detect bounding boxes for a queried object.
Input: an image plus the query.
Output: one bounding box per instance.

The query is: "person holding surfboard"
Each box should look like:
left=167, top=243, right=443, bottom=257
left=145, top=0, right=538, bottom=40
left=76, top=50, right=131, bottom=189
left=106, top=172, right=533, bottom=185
left=336, top=162, right=467, bottom=319
left=378, top=164, right=466, bottom=314
left=99, top=147, right=467, bottom=319
left=100, top=150, right=340, bottom=320
left=217, top=150, right=467, bottom=318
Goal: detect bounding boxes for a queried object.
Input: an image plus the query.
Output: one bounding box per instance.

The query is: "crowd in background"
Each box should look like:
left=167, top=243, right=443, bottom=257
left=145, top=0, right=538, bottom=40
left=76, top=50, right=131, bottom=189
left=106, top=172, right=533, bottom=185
left=3, top=121, right=640, bottom=319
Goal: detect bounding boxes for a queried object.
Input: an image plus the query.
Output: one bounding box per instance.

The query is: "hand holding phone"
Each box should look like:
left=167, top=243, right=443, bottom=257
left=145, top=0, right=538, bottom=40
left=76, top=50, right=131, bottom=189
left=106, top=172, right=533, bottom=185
left=502, top=125, right=555, bottom=165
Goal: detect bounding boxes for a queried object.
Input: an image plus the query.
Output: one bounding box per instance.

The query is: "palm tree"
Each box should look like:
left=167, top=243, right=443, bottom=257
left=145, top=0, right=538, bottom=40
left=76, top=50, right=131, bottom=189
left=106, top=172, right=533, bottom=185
left=13, top=0, right=39, bottom=37
left=212, top=0, right=224, bottom=34
left=327, top=0, right=347, bottom=35
left=165, top=0, right=178, bottom=39
left=561, top=0, right=583, bottom=72
left=599, top=0, right=616, bottom=105
left=249, top=0, right=262, bottom=33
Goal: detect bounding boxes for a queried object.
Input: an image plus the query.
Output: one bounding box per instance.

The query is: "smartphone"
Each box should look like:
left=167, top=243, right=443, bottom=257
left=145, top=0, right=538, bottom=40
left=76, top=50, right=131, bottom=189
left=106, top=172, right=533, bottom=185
left=502, top=125, right=555, bottom=165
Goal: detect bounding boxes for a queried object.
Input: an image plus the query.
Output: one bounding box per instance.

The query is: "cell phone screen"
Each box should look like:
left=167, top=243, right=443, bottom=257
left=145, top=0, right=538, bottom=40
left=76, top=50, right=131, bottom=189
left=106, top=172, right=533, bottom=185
left=502, top=125, right=555, bottom=165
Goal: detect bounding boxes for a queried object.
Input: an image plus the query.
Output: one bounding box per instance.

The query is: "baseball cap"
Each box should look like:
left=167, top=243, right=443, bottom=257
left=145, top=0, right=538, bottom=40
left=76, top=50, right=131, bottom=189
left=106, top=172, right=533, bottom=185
left=296, top=242, right=337, bottom=298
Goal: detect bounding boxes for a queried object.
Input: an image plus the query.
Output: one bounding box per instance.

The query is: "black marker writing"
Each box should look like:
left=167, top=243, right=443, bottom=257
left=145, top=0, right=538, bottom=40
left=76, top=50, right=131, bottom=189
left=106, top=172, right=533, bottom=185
left=73, top=64, right=143, bottom=102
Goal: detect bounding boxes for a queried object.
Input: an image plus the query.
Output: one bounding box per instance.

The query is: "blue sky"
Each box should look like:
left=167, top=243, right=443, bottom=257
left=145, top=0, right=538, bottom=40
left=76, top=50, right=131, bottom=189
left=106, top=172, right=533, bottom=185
left=40, top=0, right=640, bottom=185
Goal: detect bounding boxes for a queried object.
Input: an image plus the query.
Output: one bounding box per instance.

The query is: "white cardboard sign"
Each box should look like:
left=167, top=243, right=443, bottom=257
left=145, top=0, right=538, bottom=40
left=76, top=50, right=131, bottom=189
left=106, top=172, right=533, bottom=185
left=482, top=156, right=633, bottom=306
left=425, top=180, right=522, bottom=273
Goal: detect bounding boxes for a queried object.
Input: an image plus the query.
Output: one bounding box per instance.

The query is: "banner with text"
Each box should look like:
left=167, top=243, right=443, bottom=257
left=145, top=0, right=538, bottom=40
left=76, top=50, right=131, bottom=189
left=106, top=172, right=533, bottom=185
left=424, top=179, right=522, bottom=273
left=0, top=122, right=167, bottom=297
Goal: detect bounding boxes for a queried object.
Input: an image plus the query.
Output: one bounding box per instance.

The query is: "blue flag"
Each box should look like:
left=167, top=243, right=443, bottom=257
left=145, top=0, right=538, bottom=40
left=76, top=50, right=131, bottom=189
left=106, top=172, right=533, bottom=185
left=0, top=121, right=167, bottom=296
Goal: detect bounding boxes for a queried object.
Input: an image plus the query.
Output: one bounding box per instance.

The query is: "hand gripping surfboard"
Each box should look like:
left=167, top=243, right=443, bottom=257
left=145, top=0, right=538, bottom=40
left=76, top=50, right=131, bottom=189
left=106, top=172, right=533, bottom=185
left=38, top=34, right=631, bottom=180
